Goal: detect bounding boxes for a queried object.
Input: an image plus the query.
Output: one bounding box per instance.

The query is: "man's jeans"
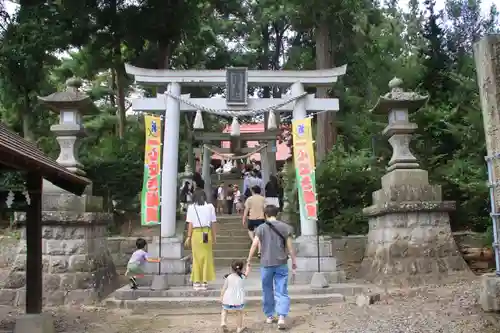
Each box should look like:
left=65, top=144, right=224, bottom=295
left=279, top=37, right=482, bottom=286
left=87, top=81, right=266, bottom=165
left=260, top=264, right=290, bottom=317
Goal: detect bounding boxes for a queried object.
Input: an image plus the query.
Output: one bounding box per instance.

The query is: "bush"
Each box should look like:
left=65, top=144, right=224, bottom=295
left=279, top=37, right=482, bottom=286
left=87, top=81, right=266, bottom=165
left=316, top=147, right=383, bottom=235
left=284, top=143, right=383, bottom=236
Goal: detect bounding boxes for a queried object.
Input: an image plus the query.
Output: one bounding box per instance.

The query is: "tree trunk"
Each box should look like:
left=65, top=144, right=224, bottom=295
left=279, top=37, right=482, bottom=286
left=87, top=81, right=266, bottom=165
left=115, top=66, right=127, bottom=139
left=315, top=21, right=336, bottom=162
left=110, top=69, right=116, bottom=106
left=22, top=93, right=34, bottom=141
left=110, top=0, right=126, bottom=139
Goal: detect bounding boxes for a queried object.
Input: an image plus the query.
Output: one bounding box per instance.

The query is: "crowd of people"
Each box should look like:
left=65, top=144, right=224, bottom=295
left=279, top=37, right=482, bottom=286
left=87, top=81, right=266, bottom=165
left=184, top=171, right=294, bottom=332
left=129, top=169, right=294, bottom=332
left=211, top=170, right=284, bottom=216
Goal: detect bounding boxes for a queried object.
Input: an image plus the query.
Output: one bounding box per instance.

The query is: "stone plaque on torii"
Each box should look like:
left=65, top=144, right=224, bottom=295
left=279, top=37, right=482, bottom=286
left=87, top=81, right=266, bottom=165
left=125, top=63, right=346, bottom=286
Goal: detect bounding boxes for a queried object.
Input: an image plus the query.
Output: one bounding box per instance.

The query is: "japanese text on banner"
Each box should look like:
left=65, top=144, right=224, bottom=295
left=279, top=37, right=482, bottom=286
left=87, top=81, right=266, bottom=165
left=291, top=118, right=317, bottom=220
left=141, top=115, right=162, bottom=226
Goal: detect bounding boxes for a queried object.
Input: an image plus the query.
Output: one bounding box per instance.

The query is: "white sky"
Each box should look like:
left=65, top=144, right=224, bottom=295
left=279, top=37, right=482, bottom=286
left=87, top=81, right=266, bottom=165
left=399, top=0, right=495, bottom=16
left=5, top=0, right=496, bottom=19
left=4, top=0, right=496, bottom=37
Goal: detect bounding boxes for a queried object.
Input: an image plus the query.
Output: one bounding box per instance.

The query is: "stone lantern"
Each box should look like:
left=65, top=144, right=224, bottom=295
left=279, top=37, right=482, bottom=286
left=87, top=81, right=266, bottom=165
left=4, top=78, right=119, bottom=308
left=359, top=78, right=471, bottom=286
left=178, top=162, right=194, bottom=187
left=38, top=78, right=97, bottom=193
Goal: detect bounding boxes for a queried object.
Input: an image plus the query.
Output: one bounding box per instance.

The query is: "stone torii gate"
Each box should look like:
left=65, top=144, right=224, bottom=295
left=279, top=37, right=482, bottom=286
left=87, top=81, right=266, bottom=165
left=125, top=64, right=346, bottom=282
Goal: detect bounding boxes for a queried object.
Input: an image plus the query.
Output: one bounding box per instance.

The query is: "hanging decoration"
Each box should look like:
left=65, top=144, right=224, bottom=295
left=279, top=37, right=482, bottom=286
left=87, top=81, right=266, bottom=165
left=5, top=191, right=14, bottom=208
left=204, top=143, right=268, bottom=160
left=22, top=189, right=30, bottom=206
left=230, top=117, right=240, bottom=136
left=267, top=111, right=277, bottom=130
left=193, top=110, right=204, bottom=130
left=164, top=91, right=308, bottom=117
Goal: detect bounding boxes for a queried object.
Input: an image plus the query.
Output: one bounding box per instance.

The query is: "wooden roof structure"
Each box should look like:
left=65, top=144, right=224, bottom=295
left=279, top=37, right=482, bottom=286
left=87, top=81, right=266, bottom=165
left=0, top=122, right=90, bottom=195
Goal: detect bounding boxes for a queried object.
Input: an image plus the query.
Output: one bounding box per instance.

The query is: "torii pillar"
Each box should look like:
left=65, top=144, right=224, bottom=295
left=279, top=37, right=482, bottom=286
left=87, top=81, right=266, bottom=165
left=474, top=34, right=500, bottom=312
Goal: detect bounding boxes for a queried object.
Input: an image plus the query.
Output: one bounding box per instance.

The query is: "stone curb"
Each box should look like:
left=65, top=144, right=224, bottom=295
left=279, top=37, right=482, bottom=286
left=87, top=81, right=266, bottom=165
left=105, top=293, right=347, bottom=310
left=113, top=284, right=368, bottom=300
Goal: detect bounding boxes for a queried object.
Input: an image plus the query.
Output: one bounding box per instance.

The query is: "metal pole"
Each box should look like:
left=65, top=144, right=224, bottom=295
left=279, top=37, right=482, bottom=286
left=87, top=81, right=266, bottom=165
left=486, top=155, right=500, bottom=276
left=316, top=219, right=320, bottom=272
left=158, top=114, right=166, bottom=275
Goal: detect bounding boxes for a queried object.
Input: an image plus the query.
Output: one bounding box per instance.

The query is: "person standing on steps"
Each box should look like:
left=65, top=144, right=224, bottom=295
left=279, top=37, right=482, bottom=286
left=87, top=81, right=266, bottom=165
left=184, top=189, right=217, bottom=291
left=264, top=175, right=281, bottom=209
left=217, top=182, right=226, bottom=214
left=243, top=170, right=263, bottom=200
left=244, top=205, right=297, bottom=330
left=242, top=185, right=266, bottom=258
left=226, top=184, right=234, bottom=215
left=234, top=184, right=243, bottom=214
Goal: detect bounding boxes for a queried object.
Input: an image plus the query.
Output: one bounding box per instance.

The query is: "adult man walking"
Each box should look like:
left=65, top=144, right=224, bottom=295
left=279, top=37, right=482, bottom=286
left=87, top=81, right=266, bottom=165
left=245, top=205, right=297, bottom=330
left=242, top=185, right=266, bottom=257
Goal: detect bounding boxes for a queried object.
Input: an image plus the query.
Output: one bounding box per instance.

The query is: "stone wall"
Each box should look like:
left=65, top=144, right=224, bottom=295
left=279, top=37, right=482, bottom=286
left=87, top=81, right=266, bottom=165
left=106, top=231, right=489, bottom=277
left=0, top=212, right=118, bottom=307
left=107, top=236, right=154, bottom=271
left=0, top=230, right=489, bottom=306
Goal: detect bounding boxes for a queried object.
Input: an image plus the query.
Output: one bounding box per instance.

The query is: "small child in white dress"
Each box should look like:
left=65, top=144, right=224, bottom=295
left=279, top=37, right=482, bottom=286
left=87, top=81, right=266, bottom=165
left=220, top=259, right=246, bottom=333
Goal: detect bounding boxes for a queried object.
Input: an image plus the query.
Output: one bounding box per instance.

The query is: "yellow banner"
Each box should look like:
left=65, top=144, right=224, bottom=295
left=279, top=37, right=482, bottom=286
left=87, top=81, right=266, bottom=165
left=291, top=118, right=317, bottom=220
left=141, top=115, right=162, bottom=225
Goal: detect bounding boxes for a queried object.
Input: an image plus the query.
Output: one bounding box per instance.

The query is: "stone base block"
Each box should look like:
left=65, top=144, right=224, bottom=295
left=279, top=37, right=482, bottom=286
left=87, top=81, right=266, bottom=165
left=135, top=273, right=191, bottom=287
left=292, top=257, right=337, bottom=272
left=143, top=236, right=188, bottom=280
left=359, top=209, right=471, bottom=286
left=293, top=236, right=335, bottom=257
left=151, top=274, right=169, bottom=290
left=147, top=237, right=185, bottom=259
left=4, top=211, right=119, bottom=307
left=41, top=191, right=101, bottom=212
left=144, top=259, right=188, bottom=275
left=479, top=273, right=500, bottom=312
left=291, top=271, right=345, bottom=285
left=381, top=168, right=429, bottom=189
left=14, top=313, right=55, bottom=333
left=310, top=272, right=329, bottom=288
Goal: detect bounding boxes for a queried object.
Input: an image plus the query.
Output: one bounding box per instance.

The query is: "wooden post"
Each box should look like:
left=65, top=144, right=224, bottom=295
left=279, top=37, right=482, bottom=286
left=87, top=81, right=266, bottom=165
left=25, top=172, right=43, bottom=314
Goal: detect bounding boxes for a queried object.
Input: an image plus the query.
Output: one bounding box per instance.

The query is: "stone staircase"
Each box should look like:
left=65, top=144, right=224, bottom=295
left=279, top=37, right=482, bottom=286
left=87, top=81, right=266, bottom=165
left=182, top=214, right=259, bottom=266
left=104, top=214, right=382, bottom=311
left=211, top=215, right=254, bottom=267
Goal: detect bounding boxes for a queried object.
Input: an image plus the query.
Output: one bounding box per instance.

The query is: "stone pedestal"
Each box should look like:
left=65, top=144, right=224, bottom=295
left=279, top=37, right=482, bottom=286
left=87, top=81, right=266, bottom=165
left=143, top=235, right=189, bottom=287
left=479, top=273, right=500, bottom=312
left=291, top=236, right=345, bottom=284
left=360, top=78, right=472, bottom=286
left=0, top=194, right=118, bottom=306
left=360, top=170, right=471, bottom=286
left=14, top=313, right=54, bottom=333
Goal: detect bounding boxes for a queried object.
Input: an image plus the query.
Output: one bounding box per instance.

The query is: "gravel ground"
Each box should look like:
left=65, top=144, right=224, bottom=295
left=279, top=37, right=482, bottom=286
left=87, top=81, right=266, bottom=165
left=0, top=278, right=499, bottom=333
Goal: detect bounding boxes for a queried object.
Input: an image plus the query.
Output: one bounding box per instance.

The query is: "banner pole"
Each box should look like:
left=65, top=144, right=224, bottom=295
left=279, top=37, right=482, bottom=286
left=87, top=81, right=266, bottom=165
left=157, top=114, right=165, bottom=276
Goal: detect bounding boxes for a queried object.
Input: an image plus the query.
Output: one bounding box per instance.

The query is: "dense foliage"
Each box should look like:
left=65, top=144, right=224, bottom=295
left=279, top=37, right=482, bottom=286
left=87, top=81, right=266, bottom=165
left=0, top=0, right=498, bottom=234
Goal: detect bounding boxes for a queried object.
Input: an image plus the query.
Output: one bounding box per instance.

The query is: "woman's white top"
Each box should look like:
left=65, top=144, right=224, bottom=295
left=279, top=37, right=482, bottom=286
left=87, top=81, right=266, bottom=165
left=234, top=190, right=241, bottom=202
left=186, top=203, right=217, bottom=228
left=222, top=273, right=246, bottom=306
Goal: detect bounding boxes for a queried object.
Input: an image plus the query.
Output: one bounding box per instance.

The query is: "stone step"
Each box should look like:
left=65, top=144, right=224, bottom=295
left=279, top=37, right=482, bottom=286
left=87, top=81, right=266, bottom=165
left=217, top=218, right=244, bottom=225
left=213, top=242, right=251, bottom=250
left=112, top=283, right=368, bottom=300
left=184, top=229, right=249, bottom=237
left=215, top=257, right=258, bottom=267
left=185, top=248, right=251, bottom=258
left=105, top=281, right=366, bottom=310
left=216, top=235, right=250, bottom=243
left=105, top=294, right=348, bottom=310
left=216, top=224, right=249, bottom=232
